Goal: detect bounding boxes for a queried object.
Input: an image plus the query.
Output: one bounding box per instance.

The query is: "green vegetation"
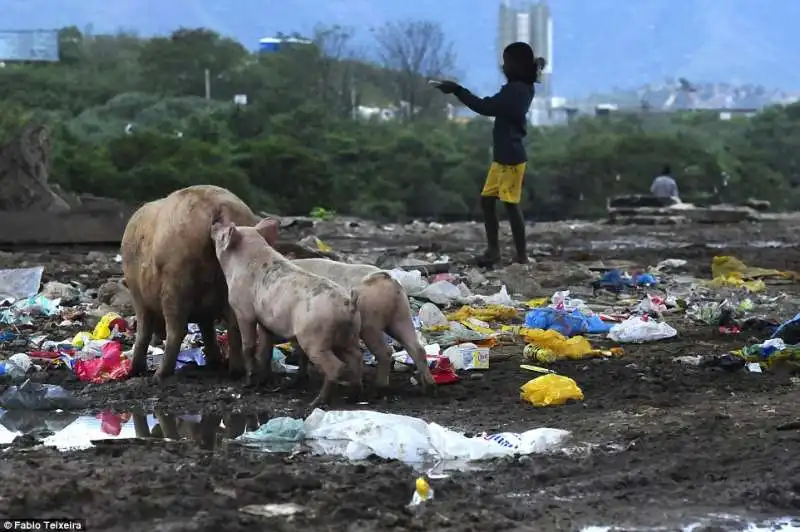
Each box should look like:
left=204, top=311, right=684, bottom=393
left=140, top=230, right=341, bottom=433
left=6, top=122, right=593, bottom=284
left=1, top=24, right=799, bottom=220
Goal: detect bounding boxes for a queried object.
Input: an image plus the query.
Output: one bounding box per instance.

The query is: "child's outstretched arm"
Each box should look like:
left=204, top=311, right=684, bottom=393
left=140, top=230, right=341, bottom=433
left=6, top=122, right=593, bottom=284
left=453, top=83, right=529, bottom=117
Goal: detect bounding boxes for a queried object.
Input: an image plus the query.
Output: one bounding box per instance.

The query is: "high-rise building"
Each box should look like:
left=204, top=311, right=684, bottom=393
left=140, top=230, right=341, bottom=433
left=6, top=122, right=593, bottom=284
left=497, top=0, right=553, bottom=125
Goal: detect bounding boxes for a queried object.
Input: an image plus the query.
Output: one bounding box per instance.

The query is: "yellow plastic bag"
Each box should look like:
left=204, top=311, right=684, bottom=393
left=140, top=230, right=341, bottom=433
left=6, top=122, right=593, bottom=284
left=459, top=317, right=496, bottom=336
left=92, top=312, right=123, bottom=340
left=520, top=374, right=583, bottom=407
left=526, top=297, right=548, bottom=308
left=519, top=328, right=593, bottom=359
left=706, top=273, right=766, bottom=292
left=711, top=255, right=794, bottom=280
left=447, top=304, right=518, bottom=323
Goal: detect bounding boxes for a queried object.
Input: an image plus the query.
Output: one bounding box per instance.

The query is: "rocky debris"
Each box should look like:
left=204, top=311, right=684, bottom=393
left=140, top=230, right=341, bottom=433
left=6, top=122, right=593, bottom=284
left=0, top=123, right=70, bottom=213
left=96, top=279, right=134, bottom=316
left=40, top=281, right=80, bottom=305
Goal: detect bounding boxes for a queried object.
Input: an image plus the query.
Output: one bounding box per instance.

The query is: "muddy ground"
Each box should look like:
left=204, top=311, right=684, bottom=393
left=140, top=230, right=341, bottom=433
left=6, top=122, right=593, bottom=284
left=1, top=218, right=799, bottom=531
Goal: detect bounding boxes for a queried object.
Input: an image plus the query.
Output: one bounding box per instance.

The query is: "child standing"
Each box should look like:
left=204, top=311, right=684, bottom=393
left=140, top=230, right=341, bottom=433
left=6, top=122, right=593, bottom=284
left=434, top=42, right=544, bottom=266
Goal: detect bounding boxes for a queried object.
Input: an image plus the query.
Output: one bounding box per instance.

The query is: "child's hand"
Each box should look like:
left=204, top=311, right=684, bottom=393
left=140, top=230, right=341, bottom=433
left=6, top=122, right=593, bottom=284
left=434, top=80, right=461, bottom=94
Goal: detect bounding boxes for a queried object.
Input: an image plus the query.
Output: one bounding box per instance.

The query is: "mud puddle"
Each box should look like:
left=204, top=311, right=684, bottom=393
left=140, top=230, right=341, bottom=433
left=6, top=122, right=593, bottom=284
left=565, top=239, right=794, bottom=252
left=0, top=407, right=578, bottom=476
left=0, top=409, right=268, bottom=451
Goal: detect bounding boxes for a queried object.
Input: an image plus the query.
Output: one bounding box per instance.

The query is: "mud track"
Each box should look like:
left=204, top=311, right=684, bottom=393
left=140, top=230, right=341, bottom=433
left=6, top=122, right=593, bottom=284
left=1, top=219, right=799, bottom=531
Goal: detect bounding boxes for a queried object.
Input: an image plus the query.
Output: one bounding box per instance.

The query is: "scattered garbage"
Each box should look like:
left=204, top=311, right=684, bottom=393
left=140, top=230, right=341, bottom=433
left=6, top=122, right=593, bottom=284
left=237, top=408, right=571, bottom=467
left=442, top=343, right=489, bottom=370
left=0, top=353, right=32, bottom=380
left=520, top=374, right=584, bottom=407
left=238, top=417, right=306, bottom=443
left=408, top=477, right=434, bottom=507
left=0, top=380, right=86, bottom=410
left=0, top=266, right=44, bottom=301
left=390, top=268, right=513, bottom=307
left=240, top=503, right=306, bottom=518
left=73, top=341, right=132, bottom=384
left=608, top=316, right=678, bottom=343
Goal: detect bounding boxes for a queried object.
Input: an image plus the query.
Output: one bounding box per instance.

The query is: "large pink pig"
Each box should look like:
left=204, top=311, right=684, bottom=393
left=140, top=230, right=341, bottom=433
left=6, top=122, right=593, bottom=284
left=121, top=185, right=260, bottom=380
left=210, top=215, right=364, bottom=408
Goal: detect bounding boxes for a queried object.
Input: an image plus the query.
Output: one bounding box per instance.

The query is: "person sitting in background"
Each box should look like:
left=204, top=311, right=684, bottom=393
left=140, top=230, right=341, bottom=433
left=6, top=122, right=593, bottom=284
left=650, top=165, right=679, bottom=199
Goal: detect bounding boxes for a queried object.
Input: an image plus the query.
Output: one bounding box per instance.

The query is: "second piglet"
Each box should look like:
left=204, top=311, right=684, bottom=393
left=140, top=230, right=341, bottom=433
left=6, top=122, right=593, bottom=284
left=210, top=214, right=364, bottom=408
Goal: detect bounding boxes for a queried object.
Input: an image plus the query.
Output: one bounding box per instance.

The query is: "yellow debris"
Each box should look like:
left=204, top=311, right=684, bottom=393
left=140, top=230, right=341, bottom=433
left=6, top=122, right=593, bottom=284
left=526, top=297, right=548, bottom=308
left=447, top=304, right=519, bottom=323
left=521, top=374, right=583, bottom=407
left=711, top=255, right=795, bottom=281
left=518, top=327, right=594, bottom=359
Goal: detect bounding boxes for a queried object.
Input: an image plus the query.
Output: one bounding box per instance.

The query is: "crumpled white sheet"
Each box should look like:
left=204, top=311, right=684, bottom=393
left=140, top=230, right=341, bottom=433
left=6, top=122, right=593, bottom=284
left=240, top=408, right=571, bottom=465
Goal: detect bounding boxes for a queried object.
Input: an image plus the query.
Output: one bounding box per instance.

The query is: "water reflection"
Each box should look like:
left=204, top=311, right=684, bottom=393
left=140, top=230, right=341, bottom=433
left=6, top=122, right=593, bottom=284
left=0, top=408, right=271, bottom=451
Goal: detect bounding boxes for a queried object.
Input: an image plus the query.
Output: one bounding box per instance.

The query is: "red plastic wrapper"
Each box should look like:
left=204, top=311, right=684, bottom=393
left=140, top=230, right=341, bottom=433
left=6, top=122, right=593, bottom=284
left=429, top=356, right=460, bottom=385
left=74, top=341, right=132, bottom=384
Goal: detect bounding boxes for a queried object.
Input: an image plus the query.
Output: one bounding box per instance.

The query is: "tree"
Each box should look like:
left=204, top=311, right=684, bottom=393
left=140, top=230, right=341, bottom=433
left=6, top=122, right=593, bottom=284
left=0, top=22, right=794, bottom=220
left=372, top=20, right=458, bottom=120
left=137, top=28, right=248, bottom=98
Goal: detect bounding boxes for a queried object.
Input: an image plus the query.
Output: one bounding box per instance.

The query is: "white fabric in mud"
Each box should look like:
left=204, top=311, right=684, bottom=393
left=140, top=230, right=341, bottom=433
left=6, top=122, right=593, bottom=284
left=300, top=409, right=570, bottom=463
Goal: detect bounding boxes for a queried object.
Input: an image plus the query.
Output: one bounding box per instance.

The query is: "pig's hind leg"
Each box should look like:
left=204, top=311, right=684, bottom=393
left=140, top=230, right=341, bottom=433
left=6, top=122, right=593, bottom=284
left=339, top=343, right=365, bottom=404
left=360, top=325, right=393, bottom=400
left=155, top=305, right=190, bottom=382
left=130, top=309, right=155, bottom=377
left=304, top=346, right=345, bottom=409
left=387, top=317, right=437, bottom=395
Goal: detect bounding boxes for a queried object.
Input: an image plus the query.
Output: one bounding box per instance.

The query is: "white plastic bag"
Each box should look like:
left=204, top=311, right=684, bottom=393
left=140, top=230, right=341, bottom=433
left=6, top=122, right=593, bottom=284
left=608, top=316, right=677, bottom=343
left=419, top=281, right=462, bottom=305
left=0, top=266, right=44, bottom=301
left=301, top=408, right=571, bottom=463
left=389, top=269, right=429, bottom=297
left=418, top=303, right=448, bottom=329
left=480, top=285, right=514, bottom=306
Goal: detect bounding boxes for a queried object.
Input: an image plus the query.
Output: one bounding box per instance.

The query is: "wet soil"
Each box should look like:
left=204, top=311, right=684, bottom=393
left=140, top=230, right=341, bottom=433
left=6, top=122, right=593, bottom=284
left=1, top=220, right=800, bottom=531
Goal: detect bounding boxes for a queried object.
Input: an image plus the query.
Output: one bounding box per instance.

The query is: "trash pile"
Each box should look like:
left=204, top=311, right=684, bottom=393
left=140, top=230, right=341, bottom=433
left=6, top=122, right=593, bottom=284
left=0, top=264, right=221, bottom=387
left=237, top=408, right=571, bottom=467
left=0, top=250, right=797, bottom=411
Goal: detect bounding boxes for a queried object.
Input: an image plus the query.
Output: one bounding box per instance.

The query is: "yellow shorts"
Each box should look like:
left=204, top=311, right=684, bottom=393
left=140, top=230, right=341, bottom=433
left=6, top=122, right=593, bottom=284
left=481, top=162, right=526, bottom=204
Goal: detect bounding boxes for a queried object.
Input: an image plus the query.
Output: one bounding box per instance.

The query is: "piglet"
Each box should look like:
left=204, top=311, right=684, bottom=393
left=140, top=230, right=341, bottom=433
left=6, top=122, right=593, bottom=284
left=210, top=215, right=364, bottom=408
left=291, top=258, right=437, bottom=397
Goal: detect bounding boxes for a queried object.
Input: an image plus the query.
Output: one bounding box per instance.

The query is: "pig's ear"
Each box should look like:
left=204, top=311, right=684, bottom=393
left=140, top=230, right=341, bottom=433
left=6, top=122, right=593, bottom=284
left=217, top=223, right=242, bottom=250
left=254, top=217, right=280, bottom=246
